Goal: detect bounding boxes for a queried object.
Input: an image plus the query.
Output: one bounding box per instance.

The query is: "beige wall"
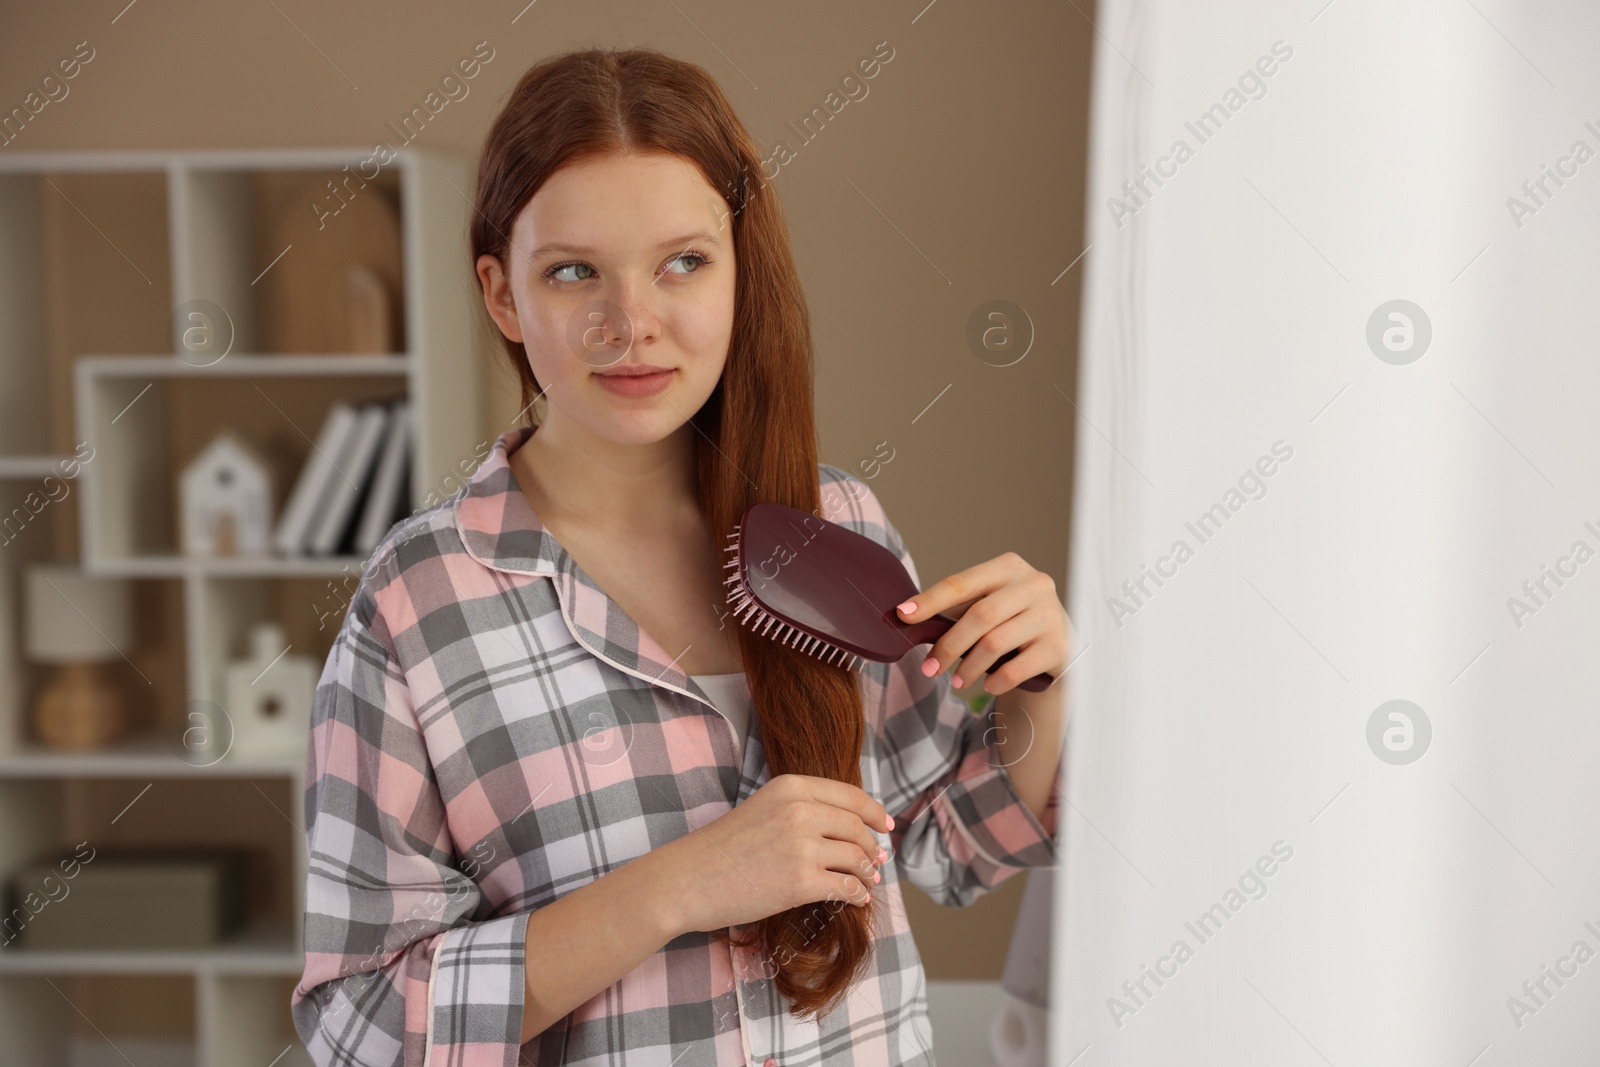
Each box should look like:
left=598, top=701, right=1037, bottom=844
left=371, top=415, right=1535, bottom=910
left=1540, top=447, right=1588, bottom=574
left=1, top=1, right=1091, bottom=980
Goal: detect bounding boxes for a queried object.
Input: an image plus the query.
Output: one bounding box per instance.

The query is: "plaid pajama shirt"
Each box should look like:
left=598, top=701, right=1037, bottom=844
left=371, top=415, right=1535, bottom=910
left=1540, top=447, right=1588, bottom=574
left=291, top=426, right=1062, bottom=1067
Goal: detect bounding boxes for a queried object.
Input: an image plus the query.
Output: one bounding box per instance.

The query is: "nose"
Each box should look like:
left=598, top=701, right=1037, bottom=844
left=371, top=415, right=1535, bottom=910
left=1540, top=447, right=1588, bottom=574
left=573, top=294, right=659, bottom=368
left=606, top=275, right=662, bottom=348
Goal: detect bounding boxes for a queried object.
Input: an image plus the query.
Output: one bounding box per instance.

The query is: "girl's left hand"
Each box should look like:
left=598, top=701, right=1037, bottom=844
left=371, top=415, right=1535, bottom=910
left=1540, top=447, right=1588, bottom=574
left=894, top=552, right=1074, bottom=696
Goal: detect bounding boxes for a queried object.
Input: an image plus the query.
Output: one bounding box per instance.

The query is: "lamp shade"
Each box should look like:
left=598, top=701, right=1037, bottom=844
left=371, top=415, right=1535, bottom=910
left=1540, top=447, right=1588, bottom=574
left=24, top=565, right=132, bottom=663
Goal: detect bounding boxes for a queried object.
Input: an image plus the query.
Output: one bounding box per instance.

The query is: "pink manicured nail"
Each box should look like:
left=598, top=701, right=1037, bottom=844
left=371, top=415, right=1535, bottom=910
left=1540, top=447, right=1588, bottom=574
left=886, top=814, right=896, bottom=831
left=920, top=657, right=939, bottom=677
left=951, top=675, right=964, bottom=689
left=897, top=600, right=917, bottom=615
left=873, top=869, right=881, bottom=884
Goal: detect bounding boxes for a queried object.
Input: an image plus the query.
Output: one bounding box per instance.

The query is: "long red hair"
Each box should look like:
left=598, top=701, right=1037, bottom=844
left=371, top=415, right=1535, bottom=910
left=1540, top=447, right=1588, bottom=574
left=469, top=47, right=876, bottom=1021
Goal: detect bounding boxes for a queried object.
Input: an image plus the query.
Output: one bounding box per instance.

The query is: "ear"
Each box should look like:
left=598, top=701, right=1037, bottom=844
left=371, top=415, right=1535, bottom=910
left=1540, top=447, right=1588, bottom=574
left=476, top=253, right=524, bottom=343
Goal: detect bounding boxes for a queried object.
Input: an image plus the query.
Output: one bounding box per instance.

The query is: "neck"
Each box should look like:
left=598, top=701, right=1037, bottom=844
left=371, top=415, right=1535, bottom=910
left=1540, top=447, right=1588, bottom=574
left=511, top=409, right=698, bottom=532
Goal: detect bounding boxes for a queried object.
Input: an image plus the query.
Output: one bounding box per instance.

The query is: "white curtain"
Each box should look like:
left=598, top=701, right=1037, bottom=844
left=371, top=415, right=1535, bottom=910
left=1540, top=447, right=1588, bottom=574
left=1057, top=1, right=1600, bottom=1063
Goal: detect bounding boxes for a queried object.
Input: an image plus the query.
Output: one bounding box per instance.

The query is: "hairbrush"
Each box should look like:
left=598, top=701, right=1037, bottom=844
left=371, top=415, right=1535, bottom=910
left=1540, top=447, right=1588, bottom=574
left=723, top=501, right=1055, bottom=692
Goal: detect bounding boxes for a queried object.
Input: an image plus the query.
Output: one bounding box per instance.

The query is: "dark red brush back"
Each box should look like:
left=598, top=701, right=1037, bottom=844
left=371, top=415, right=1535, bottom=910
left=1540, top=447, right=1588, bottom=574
left=734, top=502, right=1056, bottom=692
left=737, top=502, right=924, bottom=661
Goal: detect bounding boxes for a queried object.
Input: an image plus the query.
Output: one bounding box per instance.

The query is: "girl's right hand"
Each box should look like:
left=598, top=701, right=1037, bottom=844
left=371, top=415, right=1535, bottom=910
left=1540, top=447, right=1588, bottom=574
left=652, top=773, right=893, bottom=936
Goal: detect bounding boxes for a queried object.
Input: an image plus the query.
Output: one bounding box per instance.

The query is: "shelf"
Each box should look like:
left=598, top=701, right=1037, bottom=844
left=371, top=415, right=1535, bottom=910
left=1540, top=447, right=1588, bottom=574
left=73, top=360, right=416, bottom=566
left=0, top=735, right=303, bottom=779
left=80, top=554, right=374, bottom=579
left=79, top=354, right=412, bottom=378
left=0, top=147, right=479, bottom=1063
left=0, top=456, right=71, bottom=479
left=0, top=920, right=301, bottom=977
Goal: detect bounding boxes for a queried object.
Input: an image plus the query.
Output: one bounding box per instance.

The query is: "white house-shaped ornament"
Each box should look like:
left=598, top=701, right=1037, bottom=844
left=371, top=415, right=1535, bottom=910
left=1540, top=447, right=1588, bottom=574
left=224, top=622, right=314, bottom=759
left=180, top=432, right=274, bottom=557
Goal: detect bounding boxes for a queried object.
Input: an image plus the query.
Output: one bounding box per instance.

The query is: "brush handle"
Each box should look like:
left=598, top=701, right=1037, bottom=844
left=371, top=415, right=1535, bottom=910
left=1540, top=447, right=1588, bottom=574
left=899, top=614, right=1056, bottom=693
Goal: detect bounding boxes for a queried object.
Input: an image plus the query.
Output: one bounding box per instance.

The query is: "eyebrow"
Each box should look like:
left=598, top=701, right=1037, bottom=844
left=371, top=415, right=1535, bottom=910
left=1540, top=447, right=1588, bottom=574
left=530, top=231, right=724, bottom=257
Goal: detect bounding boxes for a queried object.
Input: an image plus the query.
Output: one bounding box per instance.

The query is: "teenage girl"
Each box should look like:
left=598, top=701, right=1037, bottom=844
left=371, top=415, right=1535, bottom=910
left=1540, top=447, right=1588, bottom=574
left=292, top=46, right=1071, bottom=1067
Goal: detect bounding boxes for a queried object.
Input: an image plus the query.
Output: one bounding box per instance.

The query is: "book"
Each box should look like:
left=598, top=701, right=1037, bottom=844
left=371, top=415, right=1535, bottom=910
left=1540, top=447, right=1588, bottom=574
left=354, top=399, right=412, bottom=556
left=272, top=402, right=359, bottom=556
left=308, top=403, right=391, bottom=556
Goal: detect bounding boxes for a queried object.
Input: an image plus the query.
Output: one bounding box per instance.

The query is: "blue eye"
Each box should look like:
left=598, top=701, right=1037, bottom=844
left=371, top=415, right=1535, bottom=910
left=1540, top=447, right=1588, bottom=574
left=664, top=251, right=710, bottom=275
left=544, top=261, right=596, bottom=283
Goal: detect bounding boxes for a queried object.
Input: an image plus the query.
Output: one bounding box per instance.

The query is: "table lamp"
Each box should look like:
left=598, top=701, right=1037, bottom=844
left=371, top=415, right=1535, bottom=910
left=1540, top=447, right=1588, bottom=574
left=24, top=564, right=133, bottom=749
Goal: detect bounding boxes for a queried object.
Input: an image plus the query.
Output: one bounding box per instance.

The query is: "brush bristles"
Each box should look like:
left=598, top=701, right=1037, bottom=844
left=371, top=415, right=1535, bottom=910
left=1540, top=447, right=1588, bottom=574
left=723, top=527, right=864, bottom=672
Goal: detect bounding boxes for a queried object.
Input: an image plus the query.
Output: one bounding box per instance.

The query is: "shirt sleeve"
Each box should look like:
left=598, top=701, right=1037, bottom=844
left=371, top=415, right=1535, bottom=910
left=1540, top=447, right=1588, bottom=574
left=822, top=468, right=1063, bottom=908
left=290, top=568, right=530, bottom=1067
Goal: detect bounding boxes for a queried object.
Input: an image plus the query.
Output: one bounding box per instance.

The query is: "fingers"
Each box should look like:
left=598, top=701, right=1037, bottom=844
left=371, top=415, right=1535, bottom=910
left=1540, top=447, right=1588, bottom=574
left=828, top=871, right=875, bottom=908
left=977, top=589, right=1070, bottom=693
left=952, top=610, right=1049, bottom=693
left=920, top=581, right=1034, bottom=686
left=796, top=774, right=891, bottom=835
left=818, top=805, right=889, bottom=870
left=895, top=552, right=1025, bottom=626
left=817, top=839, right=881, bottom=897
left=983, top=626, right=1067, bottom=695
left=753, top=777, right=892, bottom=913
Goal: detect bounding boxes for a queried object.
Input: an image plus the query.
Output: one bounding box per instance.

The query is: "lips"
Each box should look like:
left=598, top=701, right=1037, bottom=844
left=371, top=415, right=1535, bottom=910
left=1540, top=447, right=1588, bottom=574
left=595, top=364, right=671, bottom=377
left=594, top=365, right=674, bottom=397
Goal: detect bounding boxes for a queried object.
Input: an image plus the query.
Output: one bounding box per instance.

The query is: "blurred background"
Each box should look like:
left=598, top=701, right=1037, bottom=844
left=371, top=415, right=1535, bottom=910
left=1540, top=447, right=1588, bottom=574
left=0, top=2, right=1086, bottom=1066
left=6, top=1, right=1596, bottom=1066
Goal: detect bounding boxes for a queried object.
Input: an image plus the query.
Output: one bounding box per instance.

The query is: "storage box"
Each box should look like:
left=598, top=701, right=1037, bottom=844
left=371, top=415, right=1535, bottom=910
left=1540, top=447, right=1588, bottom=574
left=5, top=848, right=248, bottom=950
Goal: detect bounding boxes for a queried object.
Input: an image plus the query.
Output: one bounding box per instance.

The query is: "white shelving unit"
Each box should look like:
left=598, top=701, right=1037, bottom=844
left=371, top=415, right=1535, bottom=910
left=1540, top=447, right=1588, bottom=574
left=0, top=148, right=485, bottom=1067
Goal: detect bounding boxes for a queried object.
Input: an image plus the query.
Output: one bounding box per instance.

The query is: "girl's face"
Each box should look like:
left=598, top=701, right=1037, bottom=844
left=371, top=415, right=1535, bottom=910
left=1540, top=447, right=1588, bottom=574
left=476, top=150, right=737, bottom=447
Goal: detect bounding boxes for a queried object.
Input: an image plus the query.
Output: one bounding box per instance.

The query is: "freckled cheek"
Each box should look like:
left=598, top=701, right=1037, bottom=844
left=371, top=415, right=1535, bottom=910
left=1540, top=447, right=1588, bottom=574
left=521, top=302, right=593, bottom=377
left=669, top=293, right=737, bottom=367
